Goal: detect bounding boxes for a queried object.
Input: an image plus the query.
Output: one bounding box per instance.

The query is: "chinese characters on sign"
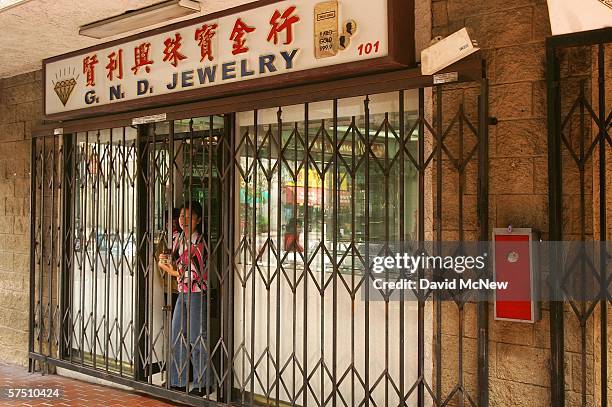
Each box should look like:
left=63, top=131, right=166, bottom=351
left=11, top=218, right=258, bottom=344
left=83, top=55, right=98, bottom=87
left=268, top=6, right=300, bottom=45
left=46, top=0, right=393, bottom=116
left=87, top=10, right=299, bottom=81
left=163, top=33, right=187, bottom=67
left=131, top=42, right=154, bottom=75
left=106, top=50, right=123, bottom=81
left=230, top=18, right=256, bottom=55
left=195, top=24, right=218, bottom=62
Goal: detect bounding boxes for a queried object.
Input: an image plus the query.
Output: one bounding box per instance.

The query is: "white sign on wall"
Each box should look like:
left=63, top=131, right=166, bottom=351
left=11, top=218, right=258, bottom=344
left=44, top=0, right=401, bottom=117
left=546, top=0, right=612, bottom=36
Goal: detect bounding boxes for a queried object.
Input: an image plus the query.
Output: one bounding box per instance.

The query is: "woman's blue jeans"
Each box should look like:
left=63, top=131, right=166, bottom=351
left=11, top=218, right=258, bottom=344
left=170, top=292, right=209, bottom=389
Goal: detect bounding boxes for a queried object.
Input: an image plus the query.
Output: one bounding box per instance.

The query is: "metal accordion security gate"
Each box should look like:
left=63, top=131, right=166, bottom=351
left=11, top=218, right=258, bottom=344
left=546, top=28, right=611, bottom=407
left=29, top=65, right=491, bottom=407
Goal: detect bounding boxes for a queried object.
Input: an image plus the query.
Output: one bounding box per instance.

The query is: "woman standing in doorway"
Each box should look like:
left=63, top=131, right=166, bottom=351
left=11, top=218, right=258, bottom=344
left=158, top=201, right=209, bottom=395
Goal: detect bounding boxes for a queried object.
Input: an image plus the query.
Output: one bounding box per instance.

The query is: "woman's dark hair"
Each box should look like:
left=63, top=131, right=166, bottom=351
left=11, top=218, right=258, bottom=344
left=163, top=208, right=181, bottom=223
left=181, top=201, right=203, bottom=221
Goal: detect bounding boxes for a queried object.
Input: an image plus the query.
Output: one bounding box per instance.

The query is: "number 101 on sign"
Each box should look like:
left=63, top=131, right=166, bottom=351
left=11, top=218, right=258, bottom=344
left=358, top=41, right=380, bottom=56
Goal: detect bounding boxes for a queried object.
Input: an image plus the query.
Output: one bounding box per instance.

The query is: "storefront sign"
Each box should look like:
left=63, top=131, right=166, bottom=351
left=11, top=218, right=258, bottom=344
left=44, top=0, right=413, bottom=120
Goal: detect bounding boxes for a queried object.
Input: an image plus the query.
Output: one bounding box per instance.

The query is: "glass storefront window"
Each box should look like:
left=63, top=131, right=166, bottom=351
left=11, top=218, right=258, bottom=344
left=235, top=91, right=420, bottom=273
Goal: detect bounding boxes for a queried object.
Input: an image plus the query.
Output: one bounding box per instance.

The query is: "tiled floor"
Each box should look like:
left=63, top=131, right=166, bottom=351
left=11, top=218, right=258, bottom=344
left=0, top=363, right=179, bottom=406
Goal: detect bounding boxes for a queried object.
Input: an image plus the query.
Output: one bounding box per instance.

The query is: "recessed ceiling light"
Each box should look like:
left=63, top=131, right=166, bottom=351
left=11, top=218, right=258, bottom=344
left=0, top=0, right=34, bottom=12
left=79, top=0, right=201, bottom=39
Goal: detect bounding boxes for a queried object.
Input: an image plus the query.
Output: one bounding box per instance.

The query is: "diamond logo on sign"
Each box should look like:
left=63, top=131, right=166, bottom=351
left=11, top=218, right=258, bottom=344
left=52, top=68, right=78, bottom=106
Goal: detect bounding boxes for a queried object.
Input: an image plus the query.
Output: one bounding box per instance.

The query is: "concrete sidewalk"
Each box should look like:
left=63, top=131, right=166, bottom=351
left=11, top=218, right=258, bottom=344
left=0, top=363, right=179, bottom=406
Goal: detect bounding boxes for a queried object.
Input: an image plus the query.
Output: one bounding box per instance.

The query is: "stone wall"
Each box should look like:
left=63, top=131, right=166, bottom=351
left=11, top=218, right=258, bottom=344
left=432, top=0, right=554, bottom=406
left=433, top=1, right=611, bottom=406
left=0, top=71, right=42, bottom=366
left=432, top=0, right=550, bottom=407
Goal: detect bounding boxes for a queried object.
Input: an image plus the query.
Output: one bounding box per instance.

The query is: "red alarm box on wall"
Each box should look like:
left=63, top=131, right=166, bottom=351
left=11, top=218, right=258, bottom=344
left=492, top=228, right=540, bottom=323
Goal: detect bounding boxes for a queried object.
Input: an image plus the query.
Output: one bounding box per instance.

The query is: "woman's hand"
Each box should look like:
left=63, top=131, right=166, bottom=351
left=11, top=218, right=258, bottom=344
left=158, top=255, right=180, bottom=277
left=158, top=253, right=170, bottom=266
